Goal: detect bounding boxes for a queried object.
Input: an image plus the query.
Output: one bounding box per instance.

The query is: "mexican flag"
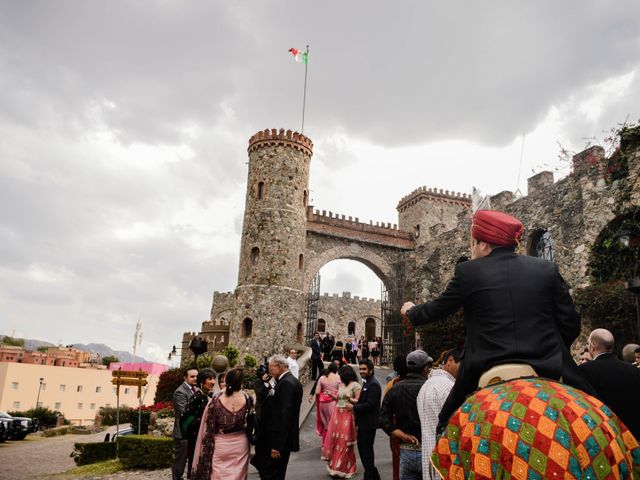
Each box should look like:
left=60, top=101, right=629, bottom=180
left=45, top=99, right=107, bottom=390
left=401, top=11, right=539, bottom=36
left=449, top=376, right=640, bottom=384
left=288, top=47, right=308, bottom=64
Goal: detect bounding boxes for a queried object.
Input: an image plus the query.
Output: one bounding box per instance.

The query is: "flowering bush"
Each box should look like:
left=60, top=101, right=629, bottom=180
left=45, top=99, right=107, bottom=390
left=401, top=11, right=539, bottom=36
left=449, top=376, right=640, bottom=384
left=140, top=401, right=174, bottom=418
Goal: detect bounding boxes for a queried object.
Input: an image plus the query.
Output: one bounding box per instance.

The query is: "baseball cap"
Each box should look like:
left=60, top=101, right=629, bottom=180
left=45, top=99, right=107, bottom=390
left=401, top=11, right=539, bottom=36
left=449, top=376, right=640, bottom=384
left=406, top=350, right=433, bottom=370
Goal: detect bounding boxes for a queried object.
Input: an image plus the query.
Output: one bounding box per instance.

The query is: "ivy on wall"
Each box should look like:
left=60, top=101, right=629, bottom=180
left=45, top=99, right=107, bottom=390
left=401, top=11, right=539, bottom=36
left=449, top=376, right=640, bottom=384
left=588, top=208, right=640, bottom=283
left=573, top=281, right=637, bottom=352
left=417, top=308, right=466, bottom=360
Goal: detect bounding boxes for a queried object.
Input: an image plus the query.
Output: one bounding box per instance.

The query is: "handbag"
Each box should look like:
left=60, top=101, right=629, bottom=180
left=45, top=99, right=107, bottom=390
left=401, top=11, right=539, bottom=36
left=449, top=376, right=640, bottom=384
left=242, top=393, right=256, bottom=445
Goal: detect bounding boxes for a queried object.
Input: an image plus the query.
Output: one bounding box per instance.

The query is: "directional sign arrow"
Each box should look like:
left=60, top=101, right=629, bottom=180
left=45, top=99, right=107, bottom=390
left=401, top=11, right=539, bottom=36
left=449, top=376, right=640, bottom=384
left=112, top=370, right=148, bottom=379
left=111, top=378, right=148, bottom=387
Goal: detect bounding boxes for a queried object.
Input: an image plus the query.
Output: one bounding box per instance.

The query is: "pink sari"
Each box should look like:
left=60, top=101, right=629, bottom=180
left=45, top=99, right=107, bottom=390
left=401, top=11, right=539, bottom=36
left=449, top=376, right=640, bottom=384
left=316, top=376, right=339, bottom=443
left=322, top=382, right=361, bottom=478
left=191, top=394, right=250, bottom=480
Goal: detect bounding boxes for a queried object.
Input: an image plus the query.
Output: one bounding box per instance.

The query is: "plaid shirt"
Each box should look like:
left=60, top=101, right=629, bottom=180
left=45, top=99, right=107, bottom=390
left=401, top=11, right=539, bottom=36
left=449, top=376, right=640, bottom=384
left=416, top=368, right=455, bottom=480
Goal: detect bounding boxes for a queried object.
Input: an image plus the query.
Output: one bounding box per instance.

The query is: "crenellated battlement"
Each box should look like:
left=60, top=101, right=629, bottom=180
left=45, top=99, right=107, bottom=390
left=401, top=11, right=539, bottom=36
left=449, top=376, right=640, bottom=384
left=309, top=206, right=401, bottom=231
left=248, top=128, right=313, bottom=156
left=307, top=206, right=414, bottom=249
left=321, top=292, right=381, bottom=304
left=397, top=186, right=471, bottom=212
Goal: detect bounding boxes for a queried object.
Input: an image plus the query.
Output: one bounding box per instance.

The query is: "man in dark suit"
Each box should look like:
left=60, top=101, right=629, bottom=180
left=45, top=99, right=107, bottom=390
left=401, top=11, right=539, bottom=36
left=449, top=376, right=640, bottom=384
left=579, top=328, right=640, bottom=438
left=258, top=354, right=303, bottom=480
left=401, top=210, right=594, bottom=432
left=310, top=331, right=324, bottom=380
left=172, top=367, right=198, bottom=480
left=347, top=358, right=381, bottom=480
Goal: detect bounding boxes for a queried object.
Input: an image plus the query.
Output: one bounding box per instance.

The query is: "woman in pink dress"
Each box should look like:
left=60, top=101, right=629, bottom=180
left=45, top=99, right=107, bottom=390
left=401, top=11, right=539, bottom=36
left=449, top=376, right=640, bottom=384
left=316, top=363, right=340, bottom=445
left=191, top=368, right=253, bottom=480
left=322, top=365, right=362, bottom=478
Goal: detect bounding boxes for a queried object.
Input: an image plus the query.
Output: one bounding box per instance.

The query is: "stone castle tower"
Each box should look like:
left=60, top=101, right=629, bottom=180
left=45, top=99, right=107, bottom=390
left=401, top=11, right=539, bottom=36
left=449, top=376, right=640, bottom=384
left=229, top=129, right=314, bottom=357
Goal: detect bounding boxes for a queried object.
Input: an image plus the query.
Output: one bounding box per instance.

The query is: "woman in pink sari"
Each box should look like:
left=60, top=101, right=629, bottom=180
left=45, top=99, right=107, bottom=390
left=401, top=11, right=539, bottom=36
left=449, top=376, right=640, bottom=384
left=191, top=368, right=253, bottom=480
left=316, top=363, right=340, bottom=446
left=322, top=365, right=362, bottom=478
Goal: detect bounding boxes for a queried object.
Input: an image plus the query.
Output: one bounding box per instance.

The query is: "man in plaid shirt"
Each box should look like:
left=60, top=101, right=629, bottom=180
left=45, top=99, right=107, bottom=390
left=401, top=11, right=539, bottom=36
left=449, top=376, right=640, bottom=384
left=416, top=348, right=462, bottom=480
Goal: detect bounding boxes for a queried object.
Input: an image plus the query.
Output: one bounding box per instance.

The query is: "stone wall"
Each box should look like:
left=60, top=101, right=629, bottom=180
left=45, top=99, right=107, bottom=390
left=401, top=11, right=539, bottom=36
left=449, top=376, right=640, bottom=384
left=317, top=292, right=382, bottom=341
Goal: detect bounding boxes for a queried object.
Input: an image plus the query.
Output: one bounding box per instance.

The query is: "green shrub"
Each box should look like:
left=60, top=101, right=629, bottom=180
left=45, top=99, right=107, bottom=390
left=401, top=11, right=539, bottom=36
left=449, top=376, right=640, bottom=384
left=243, top=354, right=257, bottom=368
left=8, top=406, right=61, bottom=429
left=129, top=410, right=151, bottom=434
left=72, top=441, right=117, bottom=466
left=117, top=435, right=173, bottom=468
left=99, top=406, right=132, bottom=426
left=222, top=345, right=240, bottom=367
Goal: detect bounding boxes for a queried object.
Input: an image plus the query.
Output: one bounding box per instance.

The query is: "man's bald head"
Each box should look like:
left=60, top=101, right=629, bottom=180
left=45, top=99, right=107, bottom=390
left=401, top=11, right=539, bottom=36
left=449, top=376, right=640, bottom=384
left=588, top=328, right=615, bottom=355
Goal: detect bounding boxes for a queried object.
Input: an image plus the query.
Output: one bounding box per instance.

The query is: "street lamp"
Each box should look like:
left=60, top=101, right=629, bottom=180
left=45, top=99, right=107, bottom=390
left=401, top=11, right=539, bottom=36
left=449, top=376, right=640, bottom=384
left=36, top=377, right=44, bottom=409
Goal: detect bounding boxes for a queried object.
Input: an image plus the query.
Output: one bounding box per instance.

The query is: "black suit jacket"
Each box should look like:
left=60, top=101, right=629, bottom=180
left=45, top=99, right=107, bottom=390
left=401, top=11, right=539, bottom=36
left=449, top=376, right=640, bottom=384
left=310, top=338, right=323, bottom=359
left=172, top=382, right=194, bottom=439
left=409, top=247, right=593, bottom=397
left=353, top=375, right=381, bottom=430
left=579, top=353, right=640, bottom=439
left=265, top=371, right=303, bottom=453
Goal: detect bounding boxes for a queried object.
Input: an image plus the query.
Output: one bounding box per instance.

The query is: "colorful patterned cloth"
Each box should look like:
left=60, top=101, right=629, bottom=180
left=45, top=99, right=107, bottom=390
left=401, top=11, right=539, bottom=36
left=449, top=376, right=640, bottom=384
left=431, top=378, right=640, bottom=480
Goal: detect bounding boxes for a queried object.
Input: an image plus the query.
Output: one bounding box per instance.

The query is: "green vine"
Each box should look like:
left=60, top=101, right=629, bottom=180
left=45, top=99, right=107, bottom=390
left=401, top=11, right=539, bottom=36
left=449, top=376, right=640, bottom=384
left=588, top=208, right=640, bottom=283
left=573, top=281, right=638, bottom=351
left=417, top=308, right=465, bottom=359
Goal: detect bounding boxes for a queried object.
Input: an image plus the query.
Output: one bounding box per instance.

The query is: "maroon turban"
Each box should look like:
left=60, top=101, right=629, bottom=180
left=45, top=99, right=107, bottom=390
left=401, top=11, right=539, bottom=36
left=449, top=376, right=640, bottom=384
left=472, top=210, right=524, bottom=247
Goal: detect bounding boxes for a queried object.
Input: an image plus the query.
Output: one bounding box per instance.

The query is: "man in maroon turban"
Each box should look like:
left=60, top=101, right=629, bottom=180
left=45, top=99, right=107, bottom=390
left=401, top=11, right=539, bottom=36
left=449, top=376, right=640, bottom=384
left=401, top=210, right=593, bottom=434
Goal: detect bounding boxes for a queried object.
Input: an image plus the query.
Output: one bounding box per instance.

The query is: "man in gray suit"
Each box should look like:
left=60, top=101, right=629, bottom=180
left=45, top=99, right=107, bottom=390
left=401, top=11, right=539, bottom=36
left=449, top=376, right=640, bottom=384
left=172, top=367, right=198, bottom=480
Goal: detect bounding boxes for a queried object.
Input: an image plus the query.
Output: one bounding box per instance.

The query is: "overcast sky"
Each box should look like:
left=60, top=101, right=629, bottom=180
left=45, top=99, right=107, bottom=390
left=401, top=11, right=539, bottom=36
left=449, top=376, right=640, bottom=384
left=1, top=2, right=639, bottom=363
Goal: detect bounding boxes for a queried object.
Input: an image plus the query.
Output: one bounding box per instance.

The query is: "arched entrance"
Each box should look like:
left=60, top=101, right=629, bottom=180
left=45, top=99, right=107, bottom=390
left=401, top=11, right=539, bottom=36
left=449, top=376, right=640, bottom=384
left=365, top=318, right=376, bottom=340
left=348, top=321, right=356, bottom=335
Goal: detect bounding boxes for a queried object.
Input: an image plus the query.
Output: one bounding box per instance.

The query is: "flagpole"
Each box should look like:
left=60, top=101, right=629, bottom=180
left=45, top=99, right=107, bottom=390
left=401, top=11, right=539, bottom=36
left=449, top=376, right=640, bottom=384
left=301, top=45, right=309, bottom=134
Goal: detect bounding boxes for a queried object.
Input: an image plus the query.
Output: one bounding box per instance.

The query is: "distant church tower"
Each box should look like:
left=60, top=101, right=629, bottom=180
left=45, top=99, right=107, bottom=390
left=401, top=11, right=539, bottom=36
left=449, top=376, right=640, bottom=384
left=229, top=128, right=313, bottom=358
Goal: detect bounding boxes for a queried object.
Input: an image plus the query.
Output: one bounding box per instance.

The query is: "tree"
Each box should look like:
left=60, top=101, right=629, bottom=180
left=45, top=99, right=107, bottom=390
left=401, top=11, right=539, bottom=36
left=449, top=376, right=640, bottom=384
left=154, top=368, right=184, bottom=403
left=1, top=336, right=24, bottom=347
left=37, top=346, right=49, bottom=353
left=222, top=345, right=239, bottom=367
left=101, top=355, right=119, bottom=366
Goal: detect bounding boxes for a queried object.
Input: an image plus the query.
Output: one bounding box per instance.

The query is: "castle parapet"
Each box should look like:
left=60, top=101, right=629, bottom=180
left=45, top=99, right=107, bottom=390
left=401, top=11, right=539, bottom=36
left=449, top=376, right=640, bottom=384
left=248, top=128, right=313, bottom=156
left=572, top=145, right=605, bottom=180
left=396, top=186, right=471, bottom=212
left=490, top=190, right=514, bottom=210
left=307, top=208, right=414, bottom=249
left=528, top=171, right=554, bottom=195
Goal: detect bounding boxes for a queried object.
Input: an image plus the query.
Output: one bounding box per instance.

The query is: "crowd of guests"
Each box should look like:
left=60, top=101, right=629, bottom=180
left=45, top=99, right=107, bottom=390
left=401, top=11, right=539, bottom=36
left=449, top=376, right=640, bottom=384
left=170, top=331, right=640, bottom=480
left=172, top=355, right=303, bottom=480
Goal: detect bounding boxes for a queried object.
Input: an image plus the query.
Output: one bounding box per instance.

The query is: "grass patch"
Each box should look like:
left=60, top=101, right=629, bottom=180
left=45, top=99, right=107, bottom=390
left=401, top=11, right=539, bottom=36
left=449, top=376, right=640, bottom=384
left=46, top=459, right=125, bottom=478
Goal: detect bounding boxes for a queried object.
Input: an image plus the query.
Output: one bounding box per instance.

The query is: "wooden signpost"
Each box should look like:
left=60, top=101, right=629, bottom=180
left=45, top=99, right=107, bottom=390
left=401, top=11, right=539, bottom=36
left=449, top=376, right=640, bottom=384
left=112, top=369, right=149, bottom=437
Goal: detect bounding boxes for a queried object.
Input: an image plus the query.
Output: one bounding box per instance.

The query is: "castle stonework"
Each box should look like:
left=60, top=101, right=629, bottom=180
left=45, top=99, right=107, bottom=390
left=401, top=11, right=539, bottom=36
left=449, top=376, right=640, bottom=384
left=181, top=127, right=640, bottom=365
left=230, top=129, right=312, bottom=358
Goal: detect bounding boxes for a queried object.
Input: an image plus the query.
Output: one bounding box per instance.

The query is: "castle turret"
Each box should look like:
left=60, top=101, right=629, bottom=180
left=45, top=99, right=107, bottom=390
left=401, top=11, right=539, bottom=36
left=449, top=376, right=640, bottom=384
left=230, top=128, right=313, bottom=357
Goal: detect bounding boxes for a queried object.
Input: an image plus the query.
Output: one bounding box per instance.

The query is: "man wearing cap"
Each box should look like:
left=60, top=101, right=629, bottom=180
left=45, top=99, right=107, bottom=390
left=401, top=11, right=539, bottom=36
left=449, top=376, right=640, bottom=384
left=401, top=209, right=593, bottom=434
left=379, top=349, right=433, bottom=480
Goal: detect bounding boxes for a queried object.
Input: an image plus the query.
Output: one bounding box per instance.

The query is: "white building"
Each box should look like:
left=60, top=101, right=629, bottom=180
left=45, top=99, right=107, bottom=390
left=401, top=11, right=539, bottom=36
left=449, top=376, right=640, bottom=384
left=0, top=362, right=160, bottom=425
